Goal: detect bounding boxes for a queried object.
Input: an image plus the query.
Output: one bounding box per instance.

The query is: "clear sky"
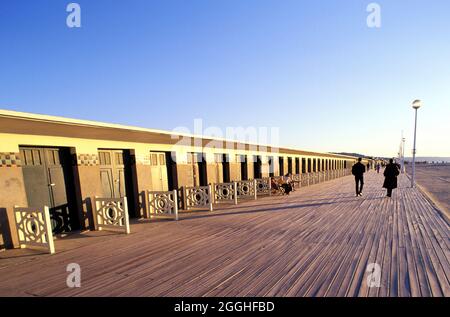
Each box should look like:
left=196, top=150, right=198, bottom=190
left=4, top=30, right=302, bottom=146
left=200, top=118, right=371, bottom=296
left=1, top=0, right=449, bottom=157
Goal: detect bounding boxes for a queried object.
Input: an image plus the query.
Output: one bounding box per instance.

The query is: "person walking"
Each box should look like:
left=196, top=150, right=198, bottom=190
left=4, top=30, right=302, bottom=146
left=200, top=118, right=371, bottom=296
left=376, top=162, right=381, bottom=174
left=352, top=158, right=366, bottom=197
left=383, top=159, right=400, bottom=197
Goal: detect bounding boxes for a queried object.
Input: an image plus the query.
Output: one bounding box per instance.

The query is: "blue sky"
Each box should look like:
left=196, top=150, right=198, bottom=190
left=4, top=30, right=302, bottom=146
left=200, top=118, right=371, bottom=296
left=1, top=0, right=449, bottom=157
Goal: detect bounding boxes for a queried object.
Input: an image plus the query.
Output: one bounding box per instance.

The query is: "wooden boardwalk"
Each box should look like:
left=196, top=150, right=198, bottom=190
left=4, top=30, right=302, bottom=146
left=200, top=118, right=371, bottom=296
left=0, top=172, right=449, bottom=297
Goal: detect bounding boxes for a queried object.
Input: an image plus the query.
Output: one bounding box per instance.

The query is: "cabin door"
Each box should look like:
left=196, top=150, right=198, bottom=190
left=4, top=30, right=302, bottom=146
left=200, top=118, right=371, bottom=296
left=98, top=150, right=126, bottom=198
left=20, top=147, right=78, bottom=234
left=150, top=152, right=168, bottom=191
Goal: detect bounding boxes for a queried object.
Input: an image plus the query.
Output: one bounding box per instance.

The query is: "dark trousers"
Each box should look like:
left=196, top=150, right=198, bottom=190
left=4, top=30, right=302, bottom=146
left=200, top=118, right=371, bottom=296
left=282, top=183, right=292, bottom=195
left=387, top=188, right=393, bottom=197
left=355, top=176, right=364, bottom=194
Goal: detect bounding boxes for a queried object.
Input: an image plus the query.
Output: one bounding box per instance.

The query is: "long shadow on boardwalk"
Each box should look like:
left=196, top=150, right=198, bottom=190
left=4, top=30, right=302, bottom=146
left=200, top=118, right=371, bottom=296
left=180, top=201, right=338, bottom=221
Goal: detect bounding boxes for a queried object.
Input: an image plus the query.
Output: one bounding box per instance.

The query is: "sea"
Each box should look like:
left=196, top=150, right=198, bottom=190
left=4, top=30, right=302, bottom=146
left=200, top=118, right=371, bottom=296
left=404, top=157, right=450, bottom=163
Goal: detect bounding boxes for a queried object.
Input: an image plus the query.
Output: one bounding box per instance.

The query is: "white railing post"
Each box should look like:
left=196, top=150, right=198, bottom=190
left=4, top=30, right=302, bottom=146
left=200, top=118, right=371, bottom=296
left=94, top=196, right=101, bottom=231
left=254, top=180, right=258, bottom=200
left=43, top=206, right=55, bottom=254
left=234, top=182, right=238, bottom=205
left=123, top=197, right=130, bottom=234
left=211, top=183, right=216, bottom=204
left=208, top=184, right=214, bottom=211
left=173, top=189, right=179, bottom=221
left=145, top=190, right=151, bottom=218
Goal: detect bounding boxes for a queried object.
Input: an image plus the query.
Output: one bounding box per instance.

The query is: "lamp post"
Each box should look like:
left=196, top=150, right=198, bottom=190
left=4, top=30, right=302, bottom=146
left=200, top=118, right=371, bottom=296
left=411, top=99, right=422, bottom=188
left=402, top=136, right=406, bottom=173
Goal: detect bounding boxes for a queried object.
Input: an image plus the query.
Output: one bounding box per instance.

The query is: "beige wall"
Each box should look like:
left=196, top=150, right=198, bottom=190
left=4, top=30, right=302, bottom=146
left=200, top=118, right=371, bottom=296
left=75, top=165, right=102, bottom=230
left=230, top=162, right=241, bottom=182
left=0, top=165, right=28, bottom=248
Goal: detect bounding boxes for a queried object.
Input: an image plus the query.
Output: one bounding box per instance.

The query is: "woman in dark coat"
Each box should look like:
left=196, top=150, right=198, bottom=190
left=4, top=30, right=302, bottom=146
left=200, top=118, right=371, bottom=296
left=383, top=159, right=400, bottom=197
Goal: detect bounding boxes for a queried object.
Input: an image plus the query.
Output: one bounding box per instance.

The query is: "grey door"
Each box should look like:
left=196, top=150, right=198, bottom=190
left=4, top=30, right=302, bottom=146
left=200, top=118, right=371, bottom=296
left=20, top=147, right=74, bottom=234
left=99, top=150, right=126, bottom=198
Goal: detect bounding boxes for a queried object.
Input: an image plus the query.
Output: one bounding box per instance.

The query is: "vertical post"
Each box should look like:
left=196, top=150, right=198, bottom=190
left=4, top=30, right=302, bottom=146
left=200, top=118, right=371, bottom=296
left=145, top=190, right=150, bottom=218
left=173, top=189, right=179, bottom=221
left=268, top=177, right=272, bottom=195
left=43, top=206, right=55, bottom=254
left=182, top=186, right=188, bottom=210
left=13, top=206, right=23, bottom=248
left=94, top=196, right=100, bottom=231
left=412, top=108, right=418, bottom=188
left=208, top=184, right=213, bottom=211
left=123, top=197, right=130, bottom=234
left=233, top=182, right=238, bottom=205
left=253, top=180, right=257, bottom=200
left=402, top=136, right=406, bottom=174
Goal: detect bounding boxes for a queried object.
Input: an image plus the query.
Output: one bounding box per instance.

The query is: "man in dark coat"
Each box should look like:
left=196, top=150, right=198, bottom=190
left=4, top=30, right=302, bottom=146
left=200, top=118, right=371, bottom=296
left=383, top=159, right=400, bottom=197
left=352, top=158, right=366, bottom=197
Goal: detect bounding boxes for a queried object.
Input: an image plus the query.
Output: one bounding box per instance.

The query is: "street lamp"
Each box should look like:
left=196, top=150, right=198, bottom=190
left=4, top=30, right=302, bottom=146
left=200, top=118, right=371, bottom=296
left=411, top=99, right=422, bottom=188
left=402, top=137, right=406, bottom=173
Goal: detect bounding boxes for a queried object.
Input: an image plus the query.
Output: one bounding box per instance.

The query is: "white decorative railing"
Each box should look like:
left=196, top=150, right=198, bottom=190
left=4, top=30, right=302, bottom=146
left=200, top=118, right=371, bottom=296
left=13, top=206, right=55, bottom=254
left=213, top=182, right=238, bottom=205
left=301, top=173, right=310, bottom=186
left=329, top=170, right=335, bottom=179
left=146, top=190, right=179, bottom=220
left=291, top=174, right=301, bottom=185
left=255, top=178, right=271, bottom=196
left=312, top=172, right=320, bottom=184
left=93, top=196, right=130, bottom=234
left=183, top=185, right=213, bottom=211
left=236, top=180, right=257, bottom=200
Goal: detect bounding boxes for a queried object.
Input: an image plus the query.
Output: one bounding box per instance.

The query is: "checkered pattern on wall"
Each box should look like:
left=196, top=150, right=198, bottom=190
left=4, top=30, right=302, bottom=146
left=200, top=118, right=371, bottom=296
left=77, top=154, right=99, bottom=166
left=0, top=152, right=22, bottom=167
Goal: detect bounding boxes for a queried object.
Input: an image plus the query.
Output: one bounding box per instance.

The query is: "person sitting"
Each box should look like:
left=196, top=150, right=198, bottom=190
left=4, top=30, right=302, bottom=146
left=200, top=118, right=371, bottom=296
left=281, top=173, right=293, bottom=195
left=286, top=173, right=297, bottom=191
left=271, top=177, right=280, bottom=190
left=270, top=177, right=283, bottom=195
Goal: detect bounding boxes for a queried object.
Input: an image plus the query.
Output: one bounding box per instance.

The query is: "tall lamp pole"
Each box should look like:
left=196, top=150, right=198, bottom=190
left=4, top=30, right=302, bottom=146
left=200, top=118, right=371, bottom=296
left=402, top=136, right=406, bottom=173
left=411, top=99, right=422, bottom=188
